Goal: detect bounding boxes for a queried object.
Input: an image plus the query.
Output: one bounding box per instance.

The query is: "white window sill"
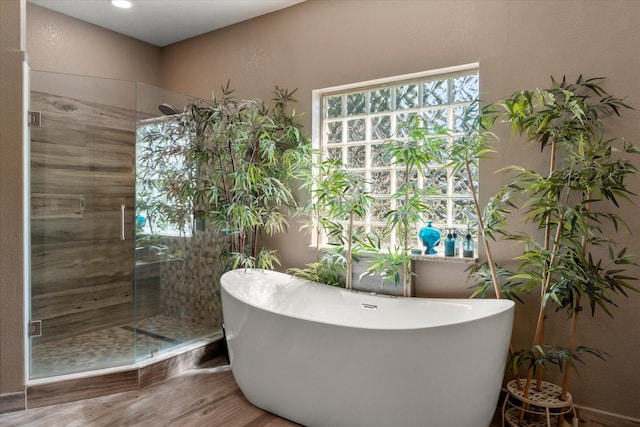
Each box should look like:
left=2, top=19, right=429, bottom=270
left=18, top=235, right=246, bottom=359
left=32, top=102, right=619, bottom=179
left=308, top=245, right=478, bottom=264
left=410, top=250, right=478, bottom=264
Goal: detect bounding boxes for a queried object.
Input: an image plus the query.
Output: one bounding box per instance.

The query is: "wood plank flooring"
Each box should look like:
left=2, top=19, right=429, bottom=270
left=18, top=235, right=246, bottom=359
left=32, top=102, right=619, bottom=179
left=0, top=357, right=299, bottom=427
left=2, top=356, right=632, bottom=426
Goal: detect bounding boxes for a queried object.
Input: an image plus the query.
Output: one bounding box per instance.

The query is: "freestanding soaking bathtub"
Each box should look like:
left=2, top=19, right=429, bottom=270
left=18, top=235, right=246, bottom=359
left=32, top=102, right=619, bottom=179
left=221, top=269, right=514, bottom=427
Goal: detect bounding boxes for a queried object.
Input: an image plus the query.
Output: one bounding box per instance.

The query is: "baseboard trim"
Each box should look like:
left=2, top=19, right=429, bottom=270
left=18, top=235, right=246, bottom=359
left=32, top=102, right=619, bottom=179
left=0, top=392, right=26, bottom=414
left=575, top=405, right=640, bottom=426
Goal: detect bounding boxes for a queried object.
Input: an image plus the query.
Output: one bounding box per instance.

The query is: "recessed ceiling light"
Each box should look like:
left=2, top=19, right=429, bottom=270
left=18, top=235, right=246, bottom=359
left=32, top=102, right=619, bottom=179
left=110, top=0, right=132, bottom=8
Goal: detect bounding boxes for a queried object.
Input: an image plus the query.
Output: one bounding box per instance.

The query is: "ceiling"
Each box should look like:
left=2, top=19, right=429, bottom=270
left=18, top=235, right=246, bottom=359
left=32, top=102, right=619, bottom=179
left=28, top=0, right=306, bottom=47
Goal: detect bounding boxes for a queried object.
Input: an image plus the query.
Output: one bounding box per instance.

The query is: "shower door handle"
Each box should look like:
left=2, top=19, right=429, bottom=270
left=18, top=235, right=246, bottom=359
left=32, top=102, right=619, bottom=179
left=120, top=204, right=126, bottom=241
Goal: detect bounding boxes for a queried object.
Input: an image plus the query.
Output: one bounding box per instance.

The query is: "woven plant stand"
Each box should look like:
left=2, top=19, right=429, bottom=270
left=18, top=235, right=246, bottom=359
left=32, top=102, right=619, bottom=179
left=502, top=379, right=577, bottom=427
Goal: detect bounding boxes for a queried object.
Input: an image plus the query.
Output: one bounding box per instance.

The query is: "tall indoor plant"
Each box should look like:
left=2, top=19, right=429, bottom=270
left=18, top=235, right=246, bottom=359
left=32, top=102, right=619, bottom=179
left=468, top=76, right=639, bottom=416
left=186, top=82, right=310, bottom=271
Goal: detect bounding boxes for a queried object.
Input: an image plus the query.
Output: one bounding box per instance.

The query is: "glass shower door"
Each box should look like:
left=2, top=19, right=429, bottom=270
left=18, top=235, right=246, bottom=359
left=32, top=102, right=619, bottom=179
left=28, top=74, right=223, bottom=380
left=29, top=71, right=137, bottom=378
left=132, top=83, right=221, bottom=361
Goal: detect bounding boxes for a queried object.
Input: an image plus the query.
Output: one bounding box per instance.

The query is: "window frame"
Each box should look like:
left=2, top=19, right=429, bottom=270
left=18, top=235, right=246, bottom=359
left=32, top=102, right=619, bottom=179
left=311, top=63, right=480, bottom=250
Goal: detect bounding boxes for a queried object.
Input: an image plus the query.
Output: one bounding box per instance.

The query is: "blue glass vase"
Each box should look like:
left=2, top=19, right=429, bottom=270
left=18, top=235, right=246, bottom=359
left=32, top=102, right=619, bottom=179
left=419, top=222, right=441, bottom=255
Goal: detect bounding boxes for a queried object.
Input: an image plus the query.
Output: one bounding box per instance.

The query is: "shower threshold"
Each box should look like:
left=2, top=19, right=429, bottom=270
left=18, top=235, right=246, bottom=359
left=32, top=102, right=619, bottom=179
left=26, top=330, right=224, bottom=409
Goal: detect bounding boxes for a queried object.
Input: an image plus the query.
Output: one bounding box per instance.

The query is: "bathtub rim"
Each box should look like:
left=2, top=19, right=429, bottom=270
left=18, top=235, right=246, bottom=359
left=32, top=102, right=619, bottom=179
left=221, top=268, right=515, bottom=331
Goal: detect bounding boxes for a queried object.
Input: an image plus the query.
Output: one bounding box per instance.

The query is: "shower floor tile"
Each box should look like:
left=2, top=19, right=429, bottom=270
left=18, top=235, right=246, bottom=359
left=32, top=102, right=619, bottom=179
left=30, top=315, right=216, bottom=379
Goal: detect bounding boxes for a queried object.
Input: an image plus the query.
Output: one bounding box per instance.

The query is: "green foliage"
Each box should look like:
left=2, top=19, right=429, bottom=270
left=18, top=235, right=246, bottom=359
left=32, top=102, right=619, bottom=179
left=296, top=105, right=470, bottom=292
left=295, top=157, right=376, bottom=288
left=312, top=159, right=374, bottom=244
left=488, top=75, right=639, bottom=315
left=507, top=345, right=608, bottom=378
left=136, top=117, right=195, bottom=236
left=287, top=251, right=345, bottom=287
left=135, top=234, right=184, bottom=261
left=477, top=75, right=639, bottom=384
left=468, top=262, right=521, bottom=302
left=367, top=246, right=415, bottom=288
left=186, top=81, right=310, bottom=271
left=448, top=101, right=497, bottom=179
left=295, top=114, right=447, bottom=290
left=366, top=116, right=447, bottom=290
left=494, top=75, right=632, bottom=151
left=135, top=114, right=195, bottom=263
left=447, top=100, right=506, bottom=298
left=381, top=115, right=445, bottom=248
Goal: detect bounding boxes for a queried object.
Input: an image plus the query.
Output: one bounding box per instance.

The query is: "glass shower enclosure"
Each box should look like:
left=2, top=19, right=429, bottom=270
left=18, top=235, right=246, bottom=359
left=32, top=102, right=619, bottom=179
left=28, top=71, right=222, bottom=379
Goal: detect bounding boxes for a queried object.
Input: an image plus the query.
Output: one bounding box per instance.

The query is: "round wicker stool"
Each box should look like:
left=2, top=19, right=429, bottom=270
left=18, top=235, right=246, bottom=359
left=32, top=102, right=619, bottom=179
left=502, top=379, right=577, bottom=427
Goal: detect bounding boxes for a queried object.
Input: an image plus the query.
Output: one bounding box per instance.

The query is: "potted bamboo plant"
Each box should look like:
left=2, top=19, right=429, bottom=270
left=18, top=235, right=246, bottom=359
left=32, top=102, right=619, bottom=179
left=457, top=76, right=639, bottom=424
left=186, top=81, right=310, bottom=272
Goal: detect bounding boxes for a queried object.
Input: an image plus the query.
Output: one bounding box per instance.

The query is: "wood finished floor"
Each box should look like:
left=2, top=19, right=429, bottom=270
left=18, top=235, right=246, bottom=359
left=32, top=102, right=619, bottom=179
left=0, top=357, right=299, bottom=427
left=0, top=354, right=510, bottom=427
left=1, top=354, right=632, bottom=427
left=0, top=355, right=541, bottom=427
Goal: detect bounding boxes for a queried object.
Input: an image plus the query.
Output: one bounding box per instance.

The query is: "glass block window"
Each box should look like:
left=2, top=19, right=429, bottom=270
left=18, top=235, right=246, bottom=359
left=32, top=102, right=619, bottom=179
left=317, top=68, right=479, bottom=249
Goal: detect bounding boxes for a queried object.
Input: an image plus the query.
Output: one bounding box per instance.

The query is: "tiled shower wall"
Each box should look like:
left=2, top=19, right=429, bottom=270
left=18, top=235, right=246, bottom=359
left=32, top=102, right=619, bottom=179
left=30, top=90, right=137, bottom=344
left=160, top=231, right=224, bottom=329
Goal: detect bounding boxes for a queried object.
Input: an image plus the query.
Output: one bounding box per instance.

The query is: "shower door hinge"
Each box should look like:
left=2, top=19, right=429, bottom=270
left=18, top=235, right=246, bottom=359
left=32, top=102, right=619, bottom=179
left=28, top=320, right=42, bottom=338
left=28, top=111, right=41, bottom=127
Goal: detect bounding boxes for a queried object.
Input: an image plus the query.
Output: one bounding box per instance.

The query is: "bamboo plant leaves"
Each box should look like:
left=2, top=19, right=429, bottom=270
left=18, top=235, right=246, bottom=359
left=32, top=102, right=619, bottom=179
left=469, top=75, right=639, bottom=394
left=186, top=83, right=311, bottom=271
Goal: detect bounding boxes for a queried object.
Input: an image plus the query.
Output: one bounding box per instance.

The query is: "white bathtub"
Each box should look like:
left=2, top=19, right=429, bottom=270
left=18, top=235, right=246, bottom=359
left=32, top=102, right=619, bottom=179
left=221, top=269, right=514, bottom=427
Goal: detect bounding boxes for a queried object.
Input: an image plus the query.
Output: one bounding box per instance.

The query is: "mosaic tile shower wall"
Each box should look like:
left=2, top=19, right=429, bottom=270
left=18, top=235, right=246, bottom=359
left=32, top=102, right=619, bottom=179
left=160, top=230, right=225, bottom=329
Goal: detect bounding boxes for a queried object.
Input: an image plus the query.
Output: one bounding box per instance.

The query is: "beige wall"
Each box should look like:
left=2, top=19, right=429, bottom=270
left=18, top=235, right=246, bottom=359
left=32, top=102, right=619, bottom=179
left=27, top=3, right=162, bottom=84
left=0, top=0, right=27, bottom=398
left=1, top=0, right=639, bottom=419
left=161, top=0, right=640, bottom=419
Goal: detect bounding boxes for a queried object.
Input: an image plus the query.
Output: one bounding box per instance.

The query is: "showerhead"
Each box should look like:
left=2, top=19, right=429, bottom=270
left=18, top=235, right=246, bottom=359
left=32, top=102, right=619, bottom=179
left=158, top=103, right=179, bottom=115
